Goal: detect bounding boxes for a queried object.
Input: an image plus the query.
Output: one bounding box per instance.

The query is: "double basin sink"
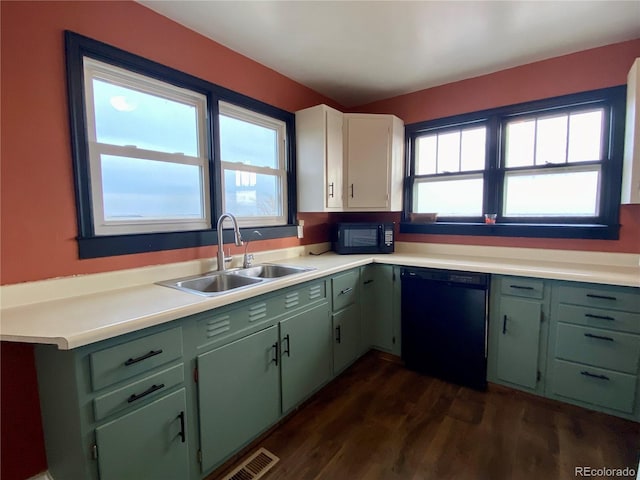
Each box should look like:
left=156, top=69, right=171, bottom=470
left=158, top=264, right=316, bottom=297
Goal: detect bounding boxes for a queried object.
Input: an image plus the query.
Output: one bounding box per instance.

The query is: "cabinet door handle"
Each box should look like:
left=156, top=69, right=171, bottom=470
left=584, top=313, right=615, bottom=321
left=271, top=342, right=279, bottom=366
left=283, top=334, right=291, bottom=357
left=124, top=349, right=163, bottom=366
left=584, top=332, right=614, bottom=342
left=580, top=370, right=610, bottom=381
left=509, top=285, right=534, bottom=290
left=350, top=184, right=354, bottom=198
left=502, top=315, right=507, bottom=335
left=127, top=383, right=165, bottom=403
left=363, top=279, right=374, bottom=285
left=177, top=411, right=186, bottom=443
left=586, top=293, right=617, bottom=301
left=329, top=182, right=334, bottom=198
left=335, top=325, right=342, bottom=344
left=339, top=287, right=353, bottom=295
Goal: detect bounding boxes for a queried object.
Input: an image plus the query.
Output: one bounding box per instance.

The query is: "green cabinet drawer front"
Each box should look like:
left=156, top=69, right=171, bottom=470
left=550, top=359, right=637, bottom=413
left=281, top=302, right=332, bottom=413
left=556, top=285, right=640, bottom=312
left=91, top=327, right=183, bottom=391
left=500, top=277, right=544, bottom=299
left=496, top=296, right=542, bottom=389
left=556, top=303, right=640, bottom=334
left=555, top=323, right=640, bottom=374
left=94, top=364, right=184, bottom=421
left=197, top=325, right=280, bottom=473
left=332, top=304, right=361, bottom=375
left=332, top=270, right=359, bottom=311
left=95, top=388, right=189, bottom=480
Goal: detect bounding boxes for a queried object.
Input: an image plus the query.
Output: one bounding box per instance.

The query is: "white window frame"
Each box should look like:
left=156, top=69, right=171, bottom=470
left=219, top=101, right=287, bottom=227
left=83, top=58, right=210, bottom=235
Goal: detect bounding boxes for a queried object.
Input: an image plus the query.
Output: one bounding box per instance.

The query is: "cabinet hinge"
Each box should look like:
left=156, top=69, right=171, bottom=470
left=91, top=443, right=98, bottom=460
left=197, top=449, right=203, bottom=464
left=537, top=371, right=541, bottom=382
left=193, top=367, right=199, bottom=384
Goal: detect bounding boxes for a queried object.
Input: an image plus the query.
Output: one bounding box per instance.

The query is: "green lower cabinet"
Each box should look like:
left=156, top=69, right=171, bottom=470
left=361, top=264, right=397, bottom=354
left=197, top=325, right=280, bottom=473
left=496, top=296, right=543, bottom=389
left=95, top=388, right=190, bottom=480
left=280, top=302, right=333, bottom=413
left=332, top=303, right=361, bottom=374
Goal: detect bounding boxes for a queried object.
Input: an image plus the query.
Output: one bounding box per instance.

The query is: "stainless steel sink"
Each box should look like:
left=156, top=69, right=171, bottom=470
left=157, top=264, right=315, bottom=297
left=230, top=264, right=315, bottom=279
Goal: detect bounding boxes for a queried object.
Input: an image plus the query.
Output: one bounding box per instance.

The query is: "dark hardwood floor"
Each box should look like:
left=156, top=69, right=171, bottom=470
left=212, top=352, right=640, bottom=480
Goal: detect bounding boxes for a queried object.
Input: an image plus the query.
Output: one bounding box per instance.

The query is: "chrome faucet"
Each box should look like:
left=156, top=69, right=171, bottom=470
left=216, top=213, right=243, bottom=271
left=243, top=230, right=262, bottom=268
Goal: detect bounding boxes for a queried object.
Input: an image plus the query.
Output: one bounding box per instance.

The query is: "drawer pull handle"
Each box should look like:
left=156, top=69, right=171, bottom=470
left=282, top=334, right=291, bottom=358
left=363, top=279, right=374, bottom=285
left=124, top=349, right=163, bottom=366
left=586, top=294, right=617, bottom=301
left=584, top=313, right=615, bottom=321
left=509, top=285, right=534, bottom=290
left=127, top=383, right=165, bottom=403
left=502, top=315, right=507, bottom=335
left=271, top=342, right=279, bottom=366
left=335, top=325, right=342, bottom=344
left=178, top=411, right=186, bottom=443
left=584, top=333, right=614, bottom=342
left=580, top=371, right=610, bottom=381
left=339, top=287, right=353, bottom=295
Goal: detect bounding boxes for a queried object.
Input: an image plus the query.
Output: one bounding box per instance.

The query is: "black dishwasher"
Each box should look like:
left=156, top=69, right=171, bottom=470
left=401, top=267, right=489, bottom=390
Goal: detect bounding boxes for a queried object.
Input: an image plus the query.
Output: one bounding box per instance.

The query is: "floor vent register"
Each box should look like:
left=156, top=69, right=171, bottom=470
left=222, top=447, right=280, bottom=480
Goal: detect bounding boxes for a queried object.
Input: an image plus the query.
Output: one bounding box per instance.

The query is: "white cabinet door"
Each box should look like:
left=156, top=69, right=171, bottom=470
left=325, top=107, right=343, bottom=209
left=623, top=57, right=640, bottom=204
left=345, top=115, right=391, bottom=209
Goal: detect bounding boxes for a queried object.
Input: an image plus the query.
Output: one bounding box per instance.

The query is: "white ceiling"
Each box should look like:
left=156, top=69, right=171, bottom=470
left=138, top=0, right=640, bottom=107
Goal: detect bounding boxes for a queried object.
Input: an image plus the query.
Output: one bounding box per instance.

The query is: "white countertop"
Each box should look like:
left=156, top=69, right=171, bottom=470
left=1, top=243, right=638, bottom=350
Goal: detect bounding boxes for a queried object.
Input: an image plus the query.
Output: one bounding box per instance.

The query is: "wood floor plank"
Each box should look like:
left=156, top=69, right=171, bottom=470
left=209, top=352, right=640, bottom=480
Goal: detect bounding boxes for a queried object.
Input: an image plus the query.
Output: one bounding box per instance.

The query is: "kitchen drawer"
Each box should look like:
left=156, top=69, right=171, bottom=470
left=555, top=323, right=640, bottom=374
left=556, top=304, right=640, bottom=334
left=556, top=285, right=640, bottom=312
left=549, top=358, right=637, bottom=413
left=500, top=277, right=544, bottom=299
left=332, top=270, right=359, bottom=312
left=93, top=364, right=184, bottom=421
left=90, top=327, right=183, bottom=391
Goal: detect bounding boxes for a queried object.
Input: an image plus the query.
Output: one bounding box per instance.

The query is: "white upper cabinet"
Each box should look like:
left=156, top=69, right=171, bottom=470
left=296, top=104, right=344, bottom=212
left=622, top=58, right=640, bottom=204
left=344, top=113, right=404, bottom=211
left=296, top=106, right=404, bottom=212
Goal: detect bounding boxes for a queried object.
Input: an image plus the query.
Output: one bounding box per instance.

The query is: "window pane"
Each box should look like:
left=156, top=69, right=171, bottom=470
left=505, top=119, right=535, bottom=167
left=568, top=110, right=603, bottom=163
left=437, top=131, right=460, bottom=173
left=535, top=114, right=567, bottom=165
left=220, top=115, right=278, bottom=168
left=416, top=135, right=437, bottom=174
left=92, top=79, right=199, bottom=156
left=224, top=170, right=282, bottom=217
left=414, top=177, right=483, bottom=216
left=101, top=155, right=204, bottom=220
left=460, top=127, right=486, bottom=171
left=504, top=169, right=599, bottom=217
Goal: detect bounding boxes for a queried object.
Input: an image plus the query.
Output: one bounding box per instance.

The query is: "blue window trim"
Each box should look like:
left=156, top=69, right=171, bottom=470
left=401, top=86, right=626, bottom=240
left=65, top=31, right=297, bottom=259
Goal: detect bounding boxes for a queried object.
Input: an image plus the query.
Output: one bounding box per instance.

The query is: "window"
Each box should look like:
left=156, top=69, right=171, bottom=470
left=66, top=31, right=296, bottom=258
left=404, top=87, right=626, bottom=239
left=219, top=102, right=287, bottom=227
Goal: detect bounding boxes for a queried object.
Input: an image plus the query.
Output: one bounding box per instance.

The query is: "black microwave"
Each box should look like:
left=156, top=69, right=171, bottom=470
left=333, top=223, right=395, bottom=254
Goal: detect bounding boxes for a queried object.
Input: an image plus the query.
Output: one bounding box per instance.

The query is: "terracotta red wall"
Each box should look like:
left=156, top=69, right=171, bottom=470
left=0, top=2, right=341, bottom=479
left=354, top=39, right=640, bottom=254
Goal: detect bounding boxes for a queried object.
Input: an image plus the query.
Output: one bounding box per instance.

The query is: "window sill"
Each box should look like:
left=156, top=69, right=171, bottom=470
left=399, top=222, right=620, bottom=240
left=78, top=225, right=299, bottom=259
